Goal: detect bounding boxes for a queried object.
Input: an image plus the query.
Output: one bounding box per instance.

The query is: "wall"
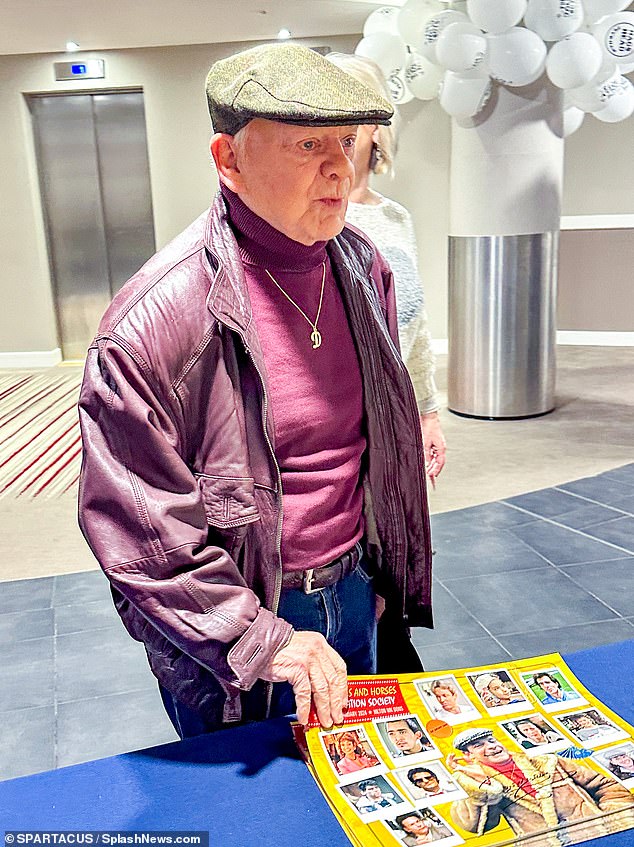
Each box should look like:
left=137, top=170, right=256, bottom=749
left=0, top=37, right=632, bottom=360
left=0, top=35, right=357, bottom=358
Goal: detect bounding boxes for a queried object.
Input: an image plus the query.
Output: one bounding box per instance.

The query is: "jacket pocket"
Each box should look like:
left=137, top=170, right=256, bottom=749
left=195, top=474, right=260, bottom=529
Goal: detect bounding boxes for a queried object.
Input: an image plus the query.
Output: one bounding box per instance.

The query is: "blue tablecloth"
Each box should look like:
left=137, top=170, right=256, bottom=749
left=0, top=640, right=632, bottom=846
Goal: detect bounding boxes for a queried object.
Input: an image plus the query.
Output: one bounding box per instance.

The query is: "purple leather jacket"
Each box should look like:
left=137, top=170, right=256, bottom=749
left=78, top=193, right=432, bottom=723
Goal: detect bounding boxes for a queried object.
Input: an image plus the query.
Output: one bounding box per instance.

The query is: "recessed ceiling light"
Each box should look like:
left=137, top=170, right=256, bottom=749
left=277, top=28, right=292, bottom=39
left=66, top=41, right=80, bottom=52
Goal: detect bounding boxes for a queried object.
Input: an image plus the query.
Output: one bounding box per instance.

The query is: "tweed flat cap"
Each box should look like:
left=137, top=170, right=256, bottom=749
left=206, top=43, right=394, bottom=134
left=454, top=728, right=495, bottom=752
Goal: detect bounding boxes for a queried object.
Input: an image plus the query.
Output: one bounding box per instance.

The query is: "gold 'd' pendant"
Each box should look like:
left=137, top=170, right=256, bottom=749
left=311, top=329, right=322, bottom=349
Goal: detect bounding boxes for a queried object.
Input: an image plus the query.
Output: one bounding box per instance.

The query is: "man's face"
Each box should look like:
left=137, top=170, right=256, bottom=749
left=401, top=816, right=430, bottom=836
left=517, top=722, right=545, bottom=744
left=612, top=754, right=634, bottom=768
left=223, top=119, right=357, bottom=245
left=488, top=677, right=511, bottom=699
left=387, top=720, right=422, bottom=753
left=464, top=735, right=512, bottom=765
left=537, top=675, right=560, bottom=696
left=365, top=784, right=382, bottom=800
left=434, top=685, right=458, bottom=711
left=410, top=771, right=440, bottom=793
left=576, top=715, right=595, bottom=728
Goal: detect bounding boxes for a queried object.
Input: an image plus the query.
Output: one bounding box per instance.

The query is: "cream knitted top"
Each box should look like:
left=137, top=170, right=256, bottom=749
left=346, top=196, right=438, bottom=414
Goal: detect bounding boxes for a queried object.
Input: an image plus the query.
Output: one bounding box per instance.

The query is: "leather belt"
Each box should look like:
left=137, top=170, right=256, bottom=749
left=281, top=541, right=363, bottom=594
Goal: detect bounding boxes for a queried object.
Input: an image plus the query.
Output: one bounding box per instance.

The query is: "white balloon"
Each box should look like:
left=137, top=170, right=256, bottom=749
left=363, top=6, right=401, bottom=37
left=419, top=10, right=469, bottom=62
left=439, top=68, right=492, bottom=116
left=563, top=105, right=586, bottom=135
left=404, top=51, right=445, bottom=99
left=523, top=0, right=584, bottom=42
left=593, top=12, right=634, bottom=65
left=486, top=27, right=547, bottom=86
left=436, top=22, right=488, bottom=72
left=593, top=76, right=634, bottom=120
left=397, top=0, right=444, bottom=48
left=582, top=0, right=632, bottom=26
left=466, top=0, right=527, bottom=35
left=568, top=65, right=626, bottom=110
left=386, top=69, right=416, bottom=104
left=355, top=32, right=408, bottom=77
left=546, top=32, right=604, bottom=89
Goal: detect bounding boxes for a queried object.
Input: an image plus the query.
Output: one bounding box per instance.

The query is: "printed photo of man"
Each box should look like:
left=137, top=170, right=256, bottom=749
left=446, top=728, right=634, bottom=844
left=377, top=715, right=436, bottom=761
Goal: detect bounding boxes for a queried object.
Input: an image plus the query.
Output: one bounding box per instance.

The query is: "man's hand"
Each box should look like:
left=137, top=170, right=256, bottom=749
left=261, top=631, right=348, bottom=727
left=446, top=753, right=490, bottom=784
left=420, top=411, right=446, bottom=487
left=375, top=594, right=386, bottom=622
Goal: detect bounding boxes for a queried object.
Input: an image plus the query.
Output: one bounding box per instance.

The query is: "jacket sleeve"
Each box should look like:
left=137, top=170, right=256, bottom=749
left=449, top=773, right=505, bottom=835
left=404, top=308, right=439, bottom=414
left=78, top=338, right=292, bottom=692
left=558, top=758, right=634, bottom=812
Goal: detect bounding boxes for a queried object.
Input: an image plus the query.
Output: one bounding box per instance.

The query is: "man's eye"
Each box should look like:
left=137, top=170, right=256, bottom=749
left=301, top=140, right=316, bottom=151
left=342, top=136, right=356, bottom=148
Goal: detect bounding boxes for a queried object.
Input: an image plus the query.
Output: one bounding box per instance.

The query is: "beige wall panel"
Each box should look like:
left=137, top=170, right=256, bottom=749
left=558, top=229, right=634, bottom=332
left=563, top=110, right=634, bottom=216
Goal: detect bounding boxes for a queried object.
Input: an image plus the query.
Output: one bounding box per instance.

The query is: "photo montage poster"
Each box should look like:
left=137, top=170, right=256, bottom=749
left=298, top=653, right=634, bottom=847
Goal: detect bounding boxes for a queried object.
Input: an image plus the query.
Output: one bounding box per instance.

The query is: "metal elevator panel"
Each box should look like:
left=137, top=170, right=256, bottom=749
left=30, top=91, right=155, bottom=360
left=93, top=93, right=155, bottom=296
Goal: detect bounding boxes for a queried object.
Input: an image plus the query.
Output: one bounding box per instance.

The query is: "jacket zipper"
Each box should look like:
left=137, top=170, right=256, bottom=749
left=238, top=335, right=284, bottom=718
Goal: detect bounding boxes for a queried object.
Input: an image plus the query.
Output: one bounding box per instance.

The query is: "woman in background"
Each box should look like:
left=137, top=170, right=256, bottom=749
left=328, top=52, right=446, bottom=487
left=329, top=53, right=446, bottom=674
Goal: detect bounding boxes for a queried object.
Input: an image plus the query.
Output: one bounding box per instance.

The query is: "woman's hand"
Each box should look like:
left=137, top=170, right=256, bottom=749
left=420, top=411, right=446, bottom=487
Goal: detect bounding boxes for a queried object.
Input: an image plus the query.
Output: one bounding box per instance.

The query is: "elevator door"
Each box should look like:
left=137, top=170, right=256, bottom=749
left=30, top=92, right=155, bottom=360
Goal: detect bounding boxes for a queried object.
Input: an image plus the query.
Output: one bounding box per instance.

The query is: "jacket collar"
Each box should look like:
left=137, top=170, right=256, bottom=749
left=203, top=192, right=376, bottom=340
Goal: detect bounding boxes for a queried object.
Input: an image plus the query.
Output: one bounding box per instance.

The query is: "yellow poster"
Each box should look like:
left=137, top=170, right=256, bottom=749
left=298, top=654, right=634, bottom=847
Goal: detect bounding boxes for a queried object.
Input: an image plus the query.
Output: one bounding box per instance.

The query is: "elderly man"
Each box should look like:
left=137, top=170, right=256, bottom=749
left=446, top=728, right=634, bottom=843
left=78, top=43, right=432, bottom=737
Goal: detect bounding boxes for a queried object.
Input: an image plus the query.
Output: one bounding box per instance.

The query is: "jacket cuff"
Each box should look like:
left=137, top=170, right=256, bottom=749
left=454, top=773, right=505, bottom=805
left=227, top=606, right=293, bottom=690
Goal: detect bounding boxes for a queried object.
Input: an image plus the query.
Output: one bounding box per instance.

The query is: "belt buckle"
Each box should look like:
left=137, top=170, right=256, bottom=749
left=302, top=568, right=322, bottom=594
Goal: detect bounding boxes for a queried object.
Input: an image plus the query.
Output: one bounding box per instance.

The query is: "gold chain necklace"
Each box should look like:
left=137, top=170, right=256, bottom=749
left=264, top=262, right=326, bottom=350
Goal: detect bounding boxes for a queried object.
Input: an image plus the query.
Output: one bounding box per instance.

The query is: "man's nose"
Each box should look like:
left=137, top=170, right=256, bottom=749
left=322, top=143, right=354, bottom=181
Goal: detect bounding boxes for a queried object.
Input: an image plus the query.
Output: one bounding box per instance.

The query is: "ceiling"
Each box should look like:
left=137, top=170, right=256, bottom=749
left=1, top=0, right=394, bottom=57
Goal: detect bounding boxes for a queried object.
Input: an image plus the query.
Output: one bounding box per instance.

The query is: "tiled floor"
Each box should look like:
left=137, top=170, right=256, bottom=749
left=1, top=464, right=633, bottom=782
left=414, top=463, right=634, bottom=669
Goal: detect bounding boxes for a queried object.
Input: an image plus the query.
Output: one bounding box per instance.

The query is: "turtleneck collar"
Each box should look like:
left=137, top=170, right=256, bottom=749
left=221, top=184, right=327, bottom=272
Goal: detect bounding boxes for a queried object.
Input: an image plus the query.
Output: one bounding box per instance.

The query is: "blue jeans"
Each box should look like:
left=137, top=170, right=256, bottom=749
left=270, top=554, right=377, bottom=718
left=160, top=554, right=376, bottom=738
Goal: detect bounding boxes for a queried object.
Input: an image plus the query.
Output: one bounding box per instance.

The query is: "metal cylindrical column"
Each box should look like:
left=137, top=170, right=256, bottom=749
left=448, top=232, right=558, bottom=418
left=448, top=83, right=564, bottom=419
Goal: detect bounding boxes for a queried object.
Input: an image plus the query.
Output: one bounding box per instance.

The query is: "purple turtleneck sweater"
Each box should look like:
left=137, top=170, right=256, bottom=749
left=223, top=186, right=365, bottom=573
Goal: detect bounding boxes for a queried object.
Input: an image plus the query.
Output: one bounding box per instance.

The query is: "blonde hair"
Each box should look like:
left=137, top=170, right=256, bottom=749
left=326, top=52, right=400, bottom=176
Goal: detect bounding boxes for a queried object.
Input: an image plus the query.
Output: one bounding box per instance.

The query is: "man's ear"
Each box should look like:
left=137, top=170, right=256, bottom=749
left=210, top=133, right=243, bottom=193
